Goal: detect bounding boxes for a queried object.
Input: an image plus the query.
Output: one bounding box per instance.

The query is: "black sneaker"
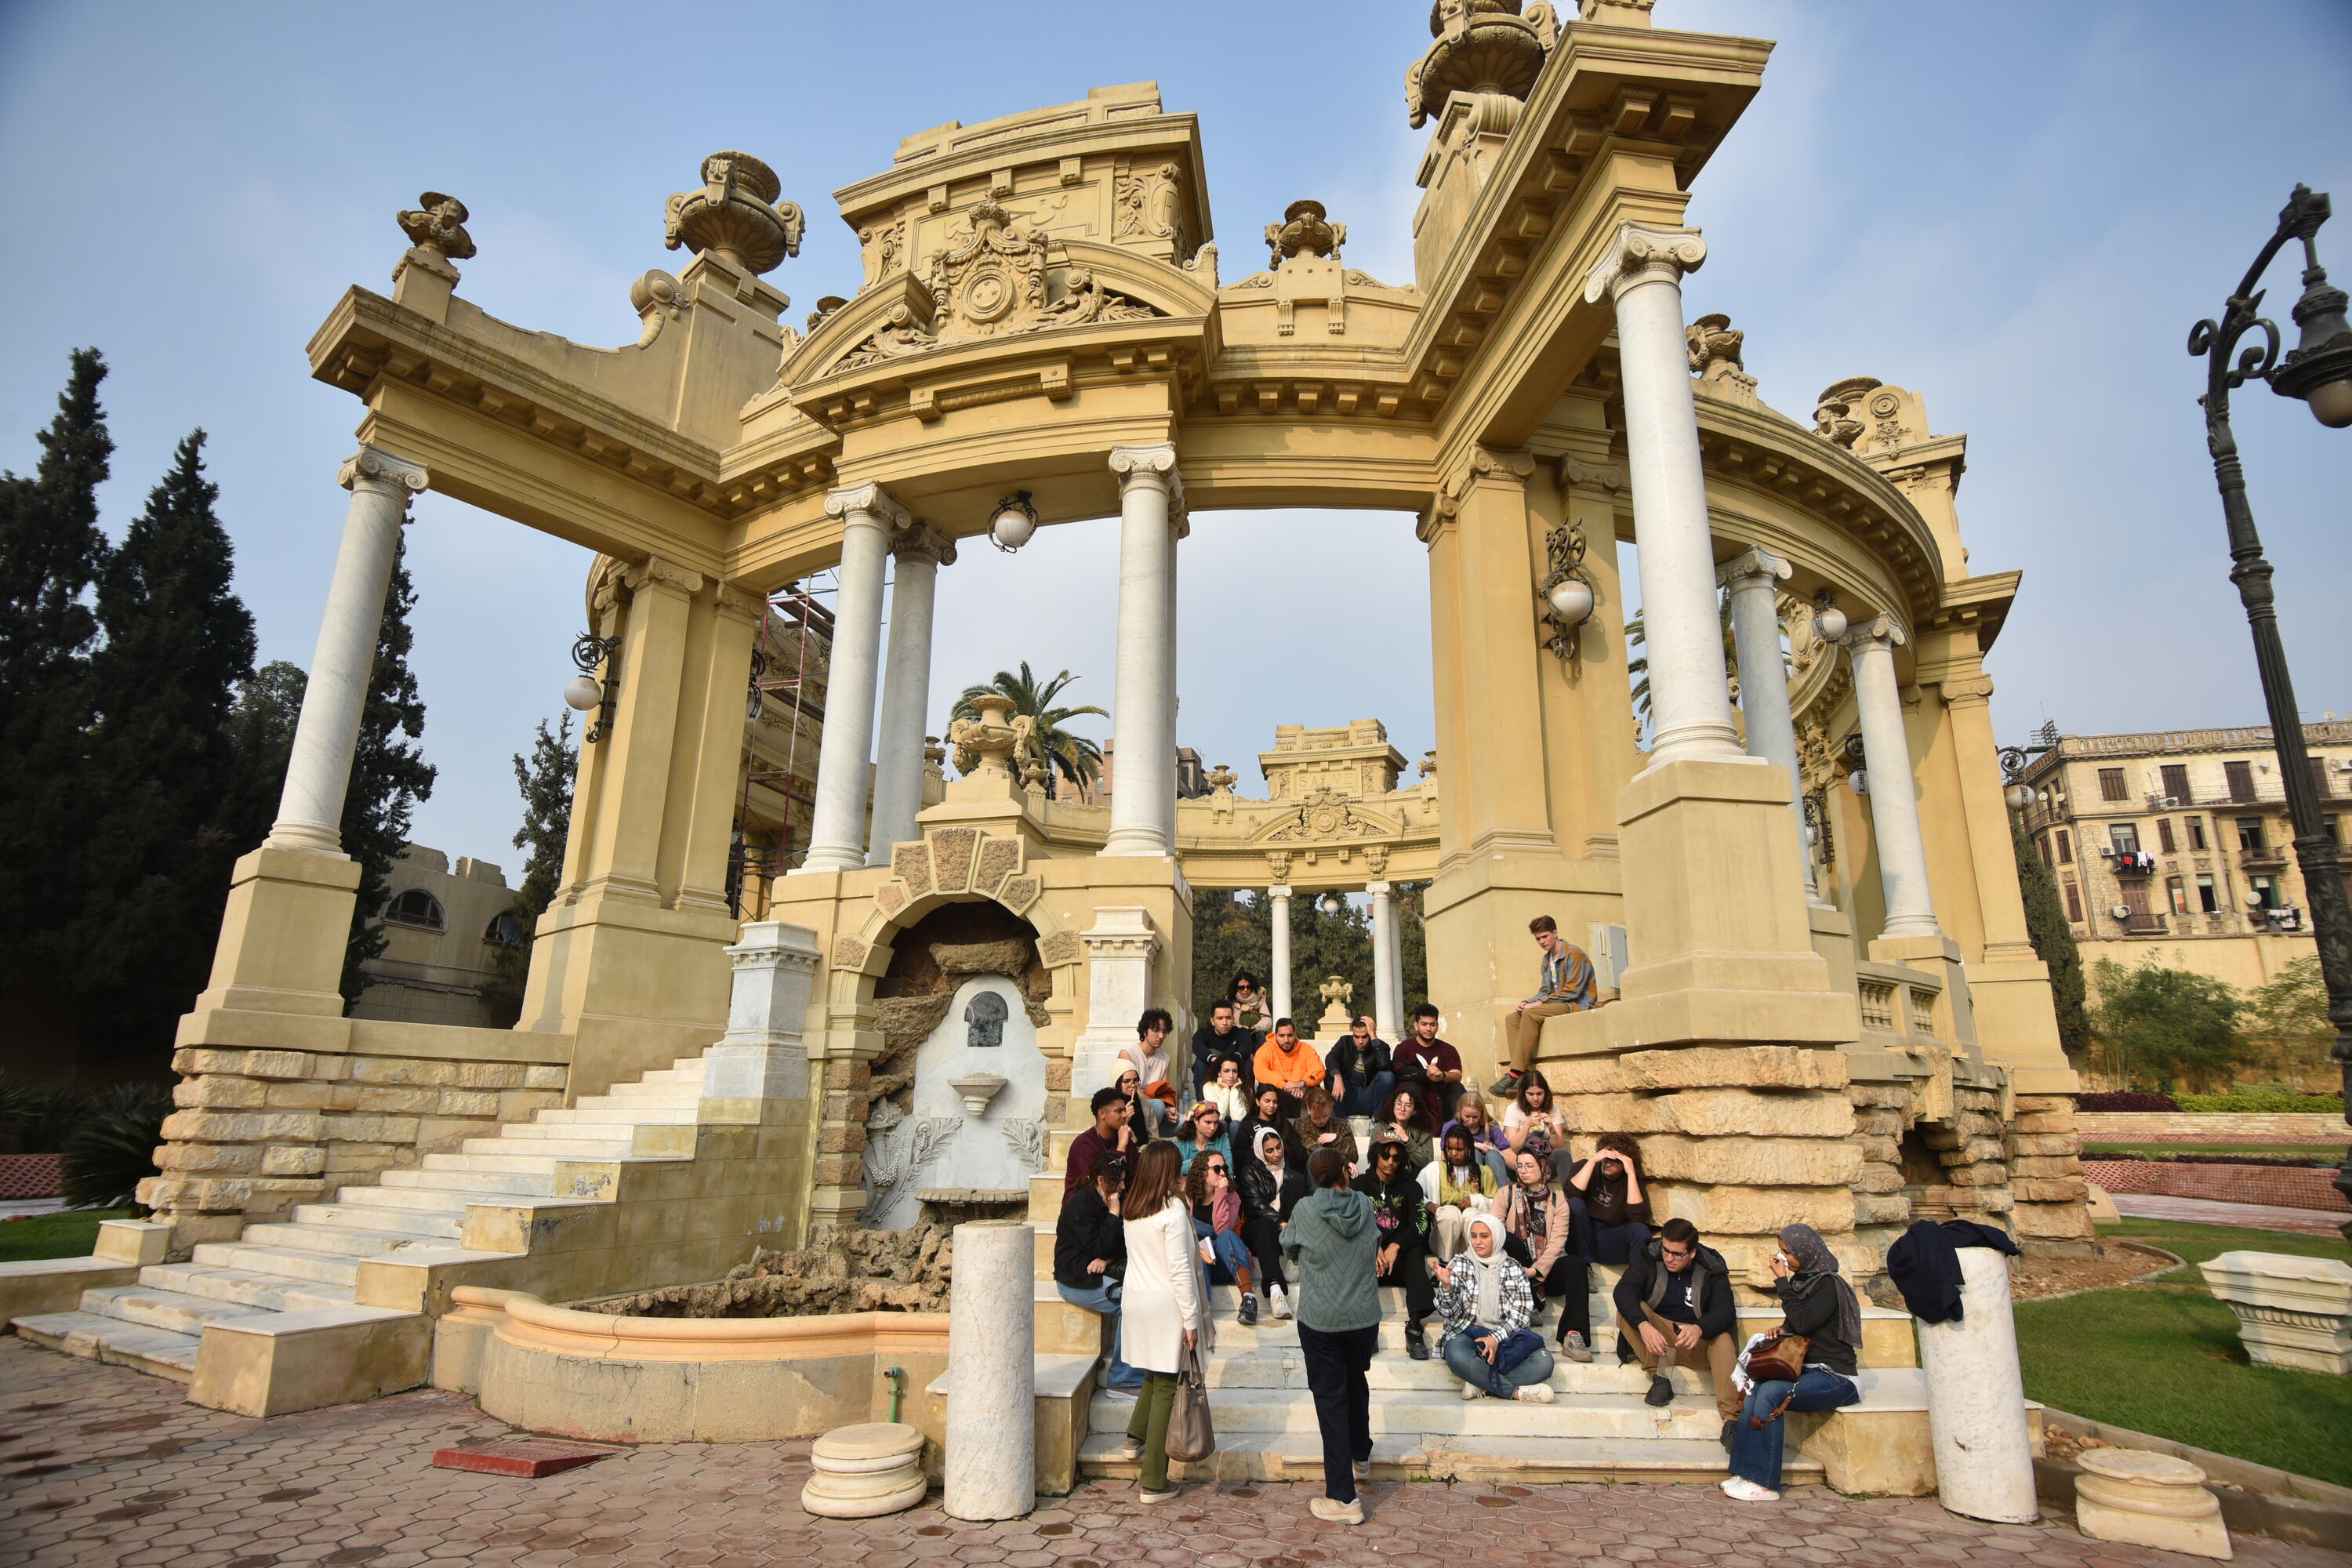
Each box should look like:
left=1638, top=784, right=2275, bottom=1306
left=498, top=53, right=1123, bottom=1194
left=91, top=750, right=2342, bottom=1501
left=1491, top=1071, right=1525, bottom=1099
left=1405, top=1321, right=1430, bottom=1361
left=1644, top=1373, right=1674, bottom=1408
left=1239, top=1292, right=1259, bottom=1327
left=1719, top=1418, right=1737, bottom=1451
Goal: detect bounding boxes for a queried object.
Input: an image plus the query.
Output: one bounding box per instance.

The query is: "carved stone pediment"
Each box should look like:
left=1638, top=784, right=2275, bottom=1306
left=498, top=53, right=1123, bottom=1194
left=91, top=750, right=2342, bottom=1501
left=1254, top=787, right=1399, bottom=844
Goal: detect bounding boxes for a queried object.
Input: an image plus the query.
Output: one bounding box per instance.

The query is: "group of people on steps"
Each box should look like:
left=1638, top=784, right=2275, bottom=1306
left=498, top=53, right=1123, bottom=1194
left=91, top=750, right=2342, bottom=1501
left=1051, top=915, right=1864, bottom=1517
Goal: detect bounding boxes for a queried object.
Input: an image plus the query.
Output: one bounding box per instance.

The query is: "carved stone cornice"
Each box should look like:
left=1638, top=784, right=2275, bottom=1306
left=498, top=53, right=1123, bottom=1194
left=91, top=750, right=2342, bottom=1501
left=622, top=555, right=706, bottom=599
left=824, top=481, right=914, bottom=534
left=339, top=445, right=430, bottom=498
left=1716, top=545, right=1790, bottom=596
left=1583, top=223, right=1708, bottom=304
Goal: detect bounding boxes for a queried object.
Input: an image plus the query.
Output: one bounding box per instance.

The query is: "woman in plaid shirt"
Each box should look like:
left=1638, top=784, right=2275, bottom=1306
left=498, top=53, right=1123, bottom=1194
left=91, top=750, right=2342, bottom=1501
left=1431, top=1213, right=1556, bottom=1403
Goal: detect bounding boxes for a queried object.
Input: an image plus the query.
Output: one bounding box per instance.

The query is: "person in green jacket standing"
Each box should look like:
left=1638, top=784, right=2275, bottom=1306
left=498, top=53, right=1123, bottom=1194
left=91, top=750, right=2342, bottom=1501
left=1282, top=1147, right=1380, bottom=1526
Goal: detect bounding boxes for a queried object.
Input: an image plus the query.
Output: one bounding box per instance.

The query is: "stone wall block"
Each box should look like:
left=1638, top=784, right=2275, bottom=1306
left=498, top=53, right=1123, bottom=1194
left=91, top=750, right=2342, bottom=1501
left=413, top=1116, right=493, bottom=1152
left=321, top=1113, right=420, bottom=1145
left=1044, top=1059, right=1072, bottom=1093
left=522, top=1065, right=569, bottom=1091
left=2012, top=1200, right=2091, bottom=1240
left=1853, top=1192, right=1911, bottom=1225
left=1662, top=1088, right=1856, bottom=1140
left=175, top=1075, right=267, bottom=1109
left=240, top=1050, right=318, bottom=1082
left=1618, top=1046, right=1849, bottom=1092
left=323, top=1142, right=400, bottom=1174
left=1946, top=1161, right=2010, bottom=1188
left=350, top=1085, right=441, bottom=1115
left=454, top=1061, right=528, bottom=1090
left=2009, top=1154, right=2082, bottom=1178
left=2009, top=1109, right=2074, bottom=1134
left=1939, top=1138, right=2009, bottom=1168
left=2011, top=1178, right=2086, bottom=1204
left=1856, top=1163, right=1905, bottom=1194
left=349, top=1055, right=460, bottom=1087
left=173, top=1047, right=244, bottom=1076
left=1637, top=1135, right=1860, bottom=1187
left=159, top=1109, right=325, bottom=1145
left=1661, top=1182, right=1857, bottom=1236
left=826, top=1059, right=870, bottom=1091
left=145, top=1175, right=253, bottom=1210
left=262, top=1144, right=327, bottom=1177
left=1545, top=1058, right=1629, bottom=1095
left=1853, top=1106, right=1906, bottom=1135
left=1955, top=1111, right=2004, bottom=1139
left=436, top=1089, right=500, bottom=1119
left=265, top=1080, right=339, bottom=1111
left=497, top=1089, right=563, bottom=1122
left=813, top=1155, right=860, bottom=1186
left=154, top=1142, right=263, bottom=1174
left=1846, top=1083, right=1915, bottom=1109
left=1858, top=1135, right=1901, bottom=1164
left=2006, top=1133, right=2079, bottom=1157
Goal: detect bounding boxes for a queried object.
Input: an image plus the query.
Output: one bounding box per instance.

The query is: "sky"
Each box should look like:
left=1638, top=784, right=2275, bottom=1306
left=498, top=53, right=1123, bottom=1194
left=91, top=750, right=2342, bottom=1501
left=2, top=2, right=2347, bottom=869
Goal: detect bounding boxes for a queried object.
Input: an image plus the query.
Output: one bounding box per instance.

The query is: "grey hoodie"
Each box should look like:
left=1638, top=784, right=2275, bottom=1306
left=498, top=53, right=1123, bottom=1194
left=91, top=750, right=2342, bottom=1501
left=1281, top=1185, right=1381, bottom=1332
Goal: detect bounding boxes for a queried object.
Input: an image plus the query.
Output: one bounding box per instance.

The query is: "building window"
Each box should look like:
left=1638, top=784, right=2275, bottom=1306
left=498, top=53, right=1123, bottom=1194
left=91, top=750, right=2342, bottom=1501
left=2197, top=874, right=2220, bottom=913
left=2310, top=757, right=2332, bottom=800
left=484, top=910, right=530, bottom=947
left=2098, top=767, right=2129, bottom=802
left=2167, top=876, right=2189, bottom=916
left=2063, top=881, right=2082, bottom=922
left=2056, top=829, right=2073, bottom=864
left=383, top=889, right=446, bottom=931
left=2157, top=818, right=2176, bottom=853
left=2236, top=816, right=2266, bottom=851
left=2328, top=815, right=2342, bottom=845
left=2251, top=873, right=2280, bottom=910
left=2110, top=823, right=2140, bottom=855
left=2038, top=835, right=2053, bottom=869
left=2187, top=816, right=2209, bottom=850
left=2161, top=763, right=2191, bottom=802
left=2225, top=760, right=2256, bottom=802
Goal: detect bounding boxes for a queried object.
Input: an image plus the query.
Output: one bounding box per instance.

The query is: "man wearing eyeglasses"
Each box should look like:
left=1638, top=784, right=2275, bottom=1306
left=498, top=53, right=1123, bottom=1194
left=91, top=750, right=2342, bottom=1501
left=1612, top=1217, right=1740, bottom=1446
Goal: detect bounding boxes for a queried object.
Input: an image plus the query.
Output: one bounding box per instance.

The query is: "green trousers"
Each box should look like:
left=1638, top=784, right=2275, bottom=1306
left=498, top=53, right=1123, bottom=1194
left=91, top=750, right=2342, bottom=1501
left=1123, top=1369, right=1179, bottom=1492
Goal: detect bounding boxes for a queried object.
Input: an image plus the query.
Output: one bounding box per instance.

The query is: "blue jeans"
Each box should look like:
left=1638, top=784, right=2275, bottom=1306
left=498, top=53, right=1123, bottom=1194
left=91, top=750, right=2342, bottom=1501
left=1194, top=1218, right=1252, bottom=1287
left=1330, top=1069, right=1396, bottom=1121
left=1729, top=1368, right=1859, bottom=1490
left=1056, top=1279, right=1145, bottom=1392
left=1441, top=1326, right=1554, bottom=1397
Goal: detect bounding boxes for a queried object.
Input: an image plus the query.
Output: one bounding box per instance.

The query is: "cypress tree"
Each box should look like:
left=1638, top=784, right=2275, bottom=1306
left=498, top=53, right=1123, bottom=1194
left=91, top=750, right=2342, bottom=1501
left=72, top=433, right=258, bottom=1051
left=2013, top=825, right=2090, bottom=1062
left=217, top=661, right=308, bottom=855
left=486, top=713, right=576, bottom=1023
left=338, top=535, right=435, bottom=1006
left=0, top=350, right=114, bottom=1003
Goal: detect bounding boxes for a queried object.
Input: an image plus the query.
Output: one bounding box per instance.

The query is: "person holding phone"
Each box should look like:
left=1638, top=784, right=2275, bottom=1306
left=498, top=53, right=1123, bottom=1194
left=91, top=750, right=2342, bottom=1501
left=1722, top=1224, right=1863, bottom=1501
left=1432, top=1213, right=1555, bottom=1403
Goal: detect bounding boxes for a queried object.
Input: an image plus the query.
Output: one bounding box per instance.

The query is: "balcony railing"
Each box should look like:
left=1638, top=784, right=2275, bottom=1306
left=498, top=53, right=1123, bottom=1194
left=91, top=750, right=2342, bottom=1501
left=2241, top=845, right=2288, bottom=871
left=2122, top=913, right=2168, bottom=935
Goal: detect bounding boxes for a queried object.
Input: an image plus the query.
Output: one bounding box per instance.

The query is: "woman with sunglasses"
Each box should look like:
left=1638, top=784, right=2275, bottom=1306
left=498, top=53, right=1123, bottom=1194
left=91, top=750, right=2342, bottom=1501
left=1184, top=1149, right=1260, bottom=1325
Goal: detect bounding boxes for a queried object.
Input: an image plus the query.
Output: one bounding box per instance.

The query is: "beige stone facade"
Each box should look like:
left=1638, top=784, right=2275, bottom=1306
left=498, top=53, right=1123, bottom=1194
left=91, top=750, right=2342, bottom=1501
left=350, top=844, right=516, bottom=1029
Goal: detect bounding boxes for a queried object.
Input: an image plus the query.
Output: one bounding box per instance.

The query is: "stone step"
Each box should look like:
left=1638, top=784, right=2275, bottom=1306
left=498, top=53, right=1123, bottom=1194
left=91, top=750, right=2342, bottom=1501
left=11, top=1309, right=201, bottom=1381
left=238, top=1222, right=446, bottom=1261
left=500, top=1121, right=645, bottom=1142
left=459, top=1134, right=634, bottom=1160
left=187, top=1243, right=362, bottom=1287
left=1073, top=1432, right=1821, bottom=1486
left=329, top=1184, right=473, bottom=1216
left=291, top=1203, right=463, bottom=1240
left=1201, top=1345, right=1687, bottom=1396
left=536, top=1106, right=701, bottom=1127
left=74, top=1283, right=275, bottom=1338
left=138, top=1262, right=358, bottom=1314
left=1196, top=1312, right=1624, bottom=1357
left=419, top=1151, right=571, bottom=1177
left=384, top=1165, right=561, bottom=1196
left=1086, top=1385, right=1725, bottom=1441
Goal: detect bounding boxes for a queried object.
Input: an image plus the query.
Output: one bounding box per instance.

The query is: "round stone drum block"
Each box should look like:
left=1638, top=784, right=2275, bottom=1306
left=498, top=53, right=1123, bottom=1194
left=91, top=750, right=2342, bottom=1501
left=2074, top=1448, right=2231, bottom=1560
left=801, top=1421, right=927, bottom=1519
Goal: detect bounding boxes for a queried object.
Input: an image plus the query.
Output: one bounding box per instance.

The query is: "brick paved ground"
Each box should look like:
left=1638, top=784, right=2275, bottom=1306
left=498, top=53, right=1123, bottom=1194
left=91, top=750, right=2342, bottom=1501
left=2, top=1338, right=2343, bottom=1568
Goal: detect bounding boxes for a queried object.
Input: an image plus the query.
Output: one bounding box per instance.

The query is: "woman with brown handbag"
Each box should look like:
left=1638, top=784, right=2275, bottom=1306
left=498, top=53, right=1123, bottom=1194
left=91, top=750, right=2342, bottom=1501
left=1722, top=1222, right=1864, bottom=1502
left=1112, top=1140, right=1212, bottom=1504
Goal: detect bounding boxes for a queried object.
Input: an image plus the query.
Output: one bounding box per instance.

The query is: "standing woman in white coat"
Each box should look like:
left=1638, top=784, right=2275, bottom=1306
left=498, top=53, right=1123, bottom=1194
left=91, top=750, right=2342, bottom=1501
left=1113, top=1139, right=1213, bottom=1503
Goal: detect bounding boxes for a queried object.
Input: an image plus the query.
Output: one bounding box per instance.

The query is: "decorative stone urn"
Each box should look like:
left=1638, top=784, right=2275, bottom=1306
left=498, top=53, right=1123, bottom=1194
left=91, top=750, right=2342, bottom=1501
left=2072, top=1448, right=2231, bottom=1559
left=2198, top=1250, right=2352, bottom=1374
left=947, top=692, right=1031, bottom=779
left=946, top=1073, right=1008, bottom=1116
left=800, top=1421, right=927, bottom=1518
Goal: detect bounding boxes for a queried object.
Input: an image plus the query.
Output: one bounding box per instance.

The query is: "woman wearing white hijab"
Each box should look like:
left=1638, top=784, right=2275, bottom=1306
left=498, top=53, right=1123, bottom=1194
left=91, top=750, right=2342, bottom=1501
left=1429, top=1212, right=1555, bottom=1403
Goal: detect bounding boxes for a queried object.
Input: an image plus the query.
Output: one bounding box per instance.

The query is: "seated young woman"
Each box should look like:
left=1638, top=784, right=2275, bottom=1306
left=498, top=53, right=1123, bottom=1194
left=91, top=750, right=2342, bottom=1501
left=1184, top=1148, right=1259, bottom=1325
left=1112, top=1065, right=1157, bottom=1146
left=1499, top=1069, right=1568, bottom=1178
left=1431, top=1213, right=1555, bottom=1403
left=1201, top=1054, right=1250, bottom=1127
left=1237, top=1126, right=1312, bottom=1322
left=1372, top=1086, right=1438, bottom=1175
left=1494, top=1148, right=1594, bottom=1362
left=1423, top=1127, right=1497, bottom=1261
left=1722, top=1223, right=1864, bottom=1503
left=1232, top=1081, right=1308, bottom=1181
left=1562, top=1131, right=1653, bottom=1265
left=1173, top=1100, right=1232, bottom=1174
left=1441, top=1094, right=1513, bottom=1187
left=1290, top=1086, right=1359, bottom=1175
left=1350, top=1137, right=1437, bottom=1360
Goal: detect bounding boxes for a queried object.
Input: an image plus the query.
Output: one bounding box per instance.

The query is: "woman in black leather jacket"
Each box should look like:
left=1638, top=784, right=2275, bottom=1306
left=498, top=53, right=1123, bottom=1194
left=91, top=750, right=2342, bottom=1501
left=1237, top=1127, right=1313, bottom=1321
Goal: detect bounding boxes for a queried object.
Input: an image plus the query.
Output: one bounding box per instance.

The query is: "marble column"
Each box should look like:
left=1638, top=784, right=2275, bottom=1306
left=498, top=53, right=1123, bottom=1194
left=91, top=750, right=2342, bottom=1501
left=1918, top=1247, right=2038, bottom=1523
left=801, top=483, right=909, bottom=873
left=943, top=1220, right=1036, bottom=1519
left=1583, top=225, right=1744, bottom=768
left=267, top=445, right=430, bottom=855
left=1844, top=615, right=1940, bottom=938
left=867, top=525, right=954, bottom=866
left=1367, top=882, right=1400, bottom=1040
left=1161, top=504, right=1185, bottom=850
left=1269, top=885, right=1293, bottom=1022
left=1719, top=547, right=1819, bottom=900
left=1104, top=445, right=1181, bottom=857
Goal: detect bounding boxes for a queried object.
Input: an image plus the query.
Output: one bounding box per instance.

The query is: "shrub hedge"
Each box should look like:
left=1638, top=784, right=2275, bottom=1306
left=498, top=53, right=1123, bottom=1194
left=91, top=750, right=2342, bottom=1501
left=2076, top=1091, right=2180, bottom=1112
left=2173, top=1092, right=2347, bottom=1114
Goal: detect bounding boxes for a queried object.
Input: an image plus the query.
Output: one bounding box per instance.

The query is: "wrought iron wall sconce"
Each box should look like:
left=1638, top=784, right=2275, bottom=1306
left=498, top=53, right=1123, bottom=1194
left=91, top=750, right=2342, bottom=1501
left=1537, top=521, right=1596, bottom=668
left=564, top=632, right=622, bottom=743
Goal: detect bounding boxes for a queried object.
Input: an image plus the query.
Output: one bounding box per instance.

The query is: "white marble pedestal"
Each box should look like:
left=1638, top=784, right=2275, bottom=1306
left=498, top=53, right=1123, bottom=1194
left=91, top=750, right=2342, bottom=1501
left=1918, top=1245, right=2038, bottom=1523
left=943, top=1220, right=1036, bottom=1519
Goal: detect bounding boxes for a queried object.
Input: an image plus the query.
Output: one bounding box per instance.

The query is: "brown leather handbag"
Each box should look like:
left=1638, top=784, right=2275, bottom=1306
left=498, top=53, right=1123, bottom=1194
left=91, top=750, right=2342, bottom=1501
left=1743, top=1330, right=1811, bottom=1428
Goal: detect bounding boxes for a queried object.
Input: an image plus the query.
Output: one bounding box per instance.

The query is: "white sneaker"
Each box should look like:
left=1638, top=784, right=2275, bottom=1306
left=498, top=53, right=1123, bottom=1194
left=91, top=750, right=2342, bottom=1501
left=1308, top=1495, right=1365, bottom=1525
left=1719, top=1475, right=1780, bottom=1503
left=1460, top=1379, right=1483, bottom=1401
left=1514, top=1383, right=1555, bottom=1403
left=1117, top=1436, right=1145, bottom=1461
left=1270, top=1284, right=1293, bottom=1320
left=1352, top=1458, right=1372, bottom=1483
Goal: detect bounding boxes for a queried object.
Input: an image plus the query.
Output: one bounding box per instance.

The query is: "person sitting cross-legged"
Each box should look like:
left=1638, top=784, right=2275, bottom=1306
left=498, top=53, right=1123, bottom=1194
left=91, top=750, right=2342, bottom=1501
left=1432, top=1213, right=1555, bottom=1403
left=1722, top=1224, right=1864, bottom=1502
left=1051, top=1154, right=1145, bottom=1397
left=1613, top=1217, right=1742, bottom=1437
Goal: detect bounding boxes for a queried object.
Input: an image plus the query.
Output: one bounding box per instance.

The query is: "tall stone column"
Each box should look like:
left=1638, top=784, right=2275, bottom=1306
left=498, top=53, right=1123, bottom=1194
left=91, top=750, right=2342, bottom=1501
left=867, top=525, right=954, bottom=866
left=801, top=483, right=909, bottom=873
left=267, top=445, right=430, bottom=854
left=1719, top=547, right=1817, bottom=901
left=1368, top=881, right=1400, bottom=1040
left=1844, top=615, right=1940, bottom=939
left=1584, top=225, right=1742, bottom=769
left=1269, top=886, right=1293, bottom=1022
left=1161, top=503, right=1185, bottom=850
left=1104, top=445, right=1180, bottom=857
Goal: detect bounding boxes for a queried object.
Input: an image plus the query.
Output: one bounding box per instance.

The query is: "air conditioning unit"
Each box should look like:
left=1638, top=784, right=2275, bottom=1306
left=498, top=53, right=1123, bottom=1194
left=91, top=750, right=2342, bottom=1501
left=2111, top=904, right=2132, bottom=920
left=2163, top=796, right=2181, bottom=808
left=2335, top=759, right=2352, bottom=772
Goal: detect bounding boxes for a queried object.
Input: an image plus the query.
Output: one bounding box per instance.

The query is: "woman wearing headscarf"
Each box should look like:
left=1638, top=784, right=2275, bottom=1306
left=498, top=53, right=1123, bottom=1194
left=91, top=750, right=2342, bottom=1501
left=1430, top=1213, right=1555, bottom=1403
left=1233, top=1081, right=1307, bottom=1183
left=1238, top=1126, right=1312, bottom=1322
left=1722, top=1222, right=1864, bottom=1502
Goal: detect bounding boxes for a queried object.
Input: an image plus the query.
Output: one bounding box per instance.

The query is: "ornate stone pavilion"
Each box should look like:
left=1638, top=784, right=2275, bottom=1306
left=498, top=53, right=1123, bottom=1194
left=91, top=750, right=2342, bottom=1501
left=4, top=1, right=2084, bottom=1479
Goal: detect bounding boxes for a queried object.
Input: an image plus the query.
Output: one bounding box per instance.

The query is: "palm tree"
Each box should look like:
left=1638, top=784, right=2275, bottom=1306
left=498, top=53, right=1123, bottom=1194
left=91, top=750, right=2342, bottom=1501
left=950, top=662, right=1109, bottom=800
left=1624, top=587, right=1754, bottom=728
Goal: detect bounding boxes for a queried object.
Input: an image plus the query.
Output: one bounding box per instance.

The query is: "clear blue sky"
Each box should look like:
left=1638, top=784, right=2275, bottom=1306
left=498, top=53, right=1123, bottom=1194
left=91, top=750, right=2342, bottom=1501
left=2, top=2, right=2347, bottom=869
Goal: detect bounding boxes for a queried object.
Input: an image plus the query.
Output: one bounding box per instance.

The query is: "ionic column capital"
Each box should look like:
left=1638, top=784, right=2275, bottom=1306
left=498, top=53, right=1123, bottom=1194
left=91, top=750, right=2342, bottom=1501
left=1716, top=546, right=1791, bottom=597
left=338, top=444, right=429, bottom=499
left=622, top=554, right=705, bottom=600
left=1365, top=880, right=1392, bottom=897
left=1583, top=223, right=1708, bottom=306
left=1835, top=613, right=1909, bottom=655
left=1268, top=884, right=1293, bottom=899
left=891, top=522, right=957, bottom=567
left=1109, top=443, right=1185, bottom=522
left=824, top=481, right=913, bottom=534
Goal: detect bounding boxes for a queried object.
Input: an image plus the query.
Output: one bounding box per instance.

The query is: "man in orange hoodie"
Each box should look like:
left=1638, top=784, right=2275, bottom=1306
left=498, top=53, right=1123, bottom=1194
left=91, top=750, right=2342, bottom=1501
left=1252, top=1018, right=1325, bottom=1117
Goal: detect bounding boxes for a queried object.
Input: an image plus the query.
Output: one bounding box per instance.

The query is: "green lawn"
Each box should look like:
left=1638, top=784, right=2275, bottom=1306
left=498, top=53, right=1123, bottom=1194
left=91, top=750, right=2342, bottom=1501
left=2015, top=1219, right=2352, bottom=1486
left=2084, top=1142, right=2348, bottom=1163
left=0, top=1207, right=132, bottom=1264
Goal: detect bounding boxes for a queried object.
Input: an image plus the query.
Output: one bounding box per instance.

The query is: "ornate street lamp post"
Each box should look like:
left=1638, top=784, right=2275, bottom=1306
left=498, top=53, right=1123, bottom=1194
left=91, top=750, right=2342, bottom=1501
left=2187, top=184, right=2352, bottom=1225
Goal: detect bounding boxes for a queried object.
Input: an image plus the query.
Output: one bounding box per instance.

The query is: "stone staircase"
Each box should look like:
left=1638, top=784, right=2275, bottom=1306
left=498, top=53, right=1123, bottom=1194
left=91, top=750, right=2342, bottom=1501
left=13, top=1055, right=720, bottom=1412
